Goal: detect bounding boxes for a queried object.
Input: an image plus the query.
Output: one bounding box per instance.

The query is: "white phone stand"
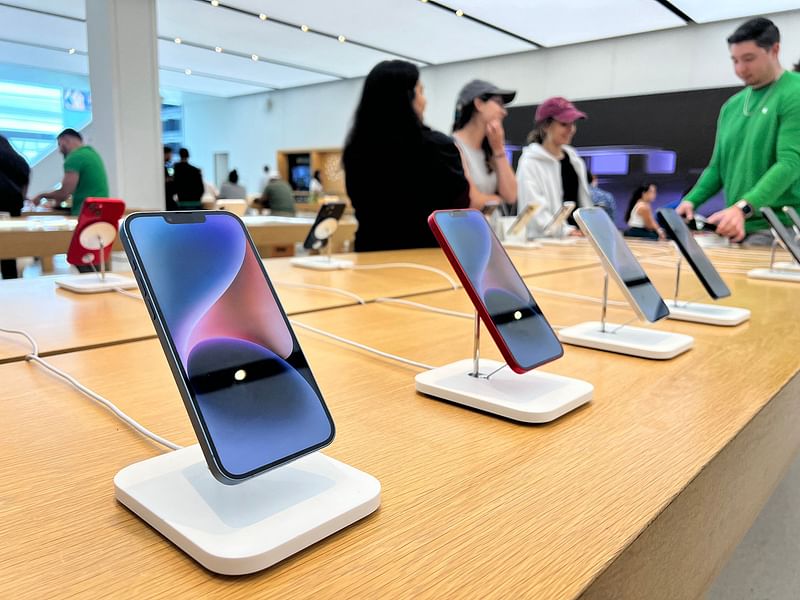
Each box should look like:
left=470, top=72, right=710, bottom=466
left=537, top=237, right=579, bottom=246
left=115, top=445, right=380, bottom=575
left=291, top=217, right=353, bottom=270
left=747, top=236, right=800, bottom=283
left=415, top=313, right=592, bottom=423
left=502, top=240, right=542, bottom=250
left=664, top=253, right=749, bottom=326
left=557, top=274, right=693, bottom=359
left=55, top=222, right=137, bottom=293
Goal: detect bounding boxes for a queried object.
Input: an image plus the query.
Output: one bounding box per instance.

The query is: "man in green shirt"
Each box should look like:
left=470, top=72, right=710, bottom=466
left=678, top=18, right=800, bottom=244
left=259, top=174, right=296, bottom=216
left=33, top=128, right=110, bottom=216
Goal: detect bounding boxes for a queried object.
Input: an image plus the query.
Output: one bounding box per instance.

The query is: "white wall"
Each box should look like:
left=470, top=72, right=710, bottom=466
left=182, top=10, right=800, bottom=196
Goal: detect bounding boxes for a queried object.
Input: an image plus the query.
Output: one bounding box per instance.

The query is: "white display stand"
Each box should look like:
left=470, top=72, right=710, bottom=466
left=414, top=312, right=592, bottom=422
left=771, top=262, right=800, bottom=272
left=502, top=240, right=542, bottom=250
left=55, top=221, right=137, bottom=293
left=537, top=237, right=579, bottom=246
left=115, top=445, right=381, bottom=575
left=290, top=256, right=354, bottom=271
left=747, top=237, right=800, bottom=283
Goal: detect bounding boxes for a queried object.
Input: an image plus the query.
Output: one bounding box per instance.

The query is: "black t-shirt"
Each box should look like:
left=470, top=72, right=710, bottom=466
left=344, top=126, right=470, bottom=252
left=560, top=155, right=579, bottom=226
left=172, top=161, right=204, bottom=204
left=0, top=135, right=30, bottom=217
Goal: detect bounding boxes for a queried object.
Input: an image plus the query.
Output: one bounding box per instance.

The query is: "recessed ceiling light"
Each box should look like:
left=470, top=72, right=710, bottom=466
left=214, top=46, right=223, bottom=53
left=251, top=54, right=259, bottom=61
left=210, top=0, right=219, bottom=6
left=300, top=24, right=309, bottom=32
left=338, top=35, right=346, bottom=43
left=174, top=37, right=182, bottom=44
left=184, top=68, right=192, bottom=75
left=455, top=9, right=464, bottom=16
left=67, top=48, right=76, bottom=54
left=258, top=13, right=267, bottom=20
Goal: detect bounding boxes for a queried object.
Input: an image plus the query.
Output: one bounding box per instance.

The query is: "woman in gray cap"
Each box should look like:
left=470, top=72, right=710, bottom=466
left=452, top=80, right=517, bottom=211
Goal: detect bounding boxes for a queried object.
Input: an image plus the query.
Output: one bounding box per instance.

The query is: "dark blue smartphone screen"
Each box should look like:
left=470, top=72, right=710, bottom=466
left=434, top=210, right=562, bottom=370
left=128, top=214, right=334, bottom=478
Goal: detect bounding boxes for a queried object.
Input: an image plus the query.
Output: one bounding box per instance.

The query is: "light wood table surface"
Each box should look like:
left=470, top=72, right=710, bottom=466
left=2, top=256, right=798, bottom=598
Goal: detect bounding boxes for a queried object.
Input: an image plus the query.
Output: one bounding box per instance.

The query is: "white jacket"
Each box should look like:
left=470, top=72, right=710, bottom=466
left=515, top=143, right=591, bottom=237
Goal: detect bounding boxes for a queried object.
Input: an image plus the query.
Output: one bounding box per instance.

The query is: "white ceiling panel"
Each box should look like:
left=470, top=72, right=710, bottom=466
left=158, top=40, right=336, bottom=89
left=219, top=0, right=535, bottom=64
left=0, top=4, right=86, bottom=51
left=157, top=0, right=417, bottom=78
left=159, top=68, right=269, bottom=97
left=668, top=1, right=800, bottom=23
left=437, top=0, right=686, bottom=47
left=0, top=0, right=85, bottom=20
left=0, top=41, right=88, bottom=76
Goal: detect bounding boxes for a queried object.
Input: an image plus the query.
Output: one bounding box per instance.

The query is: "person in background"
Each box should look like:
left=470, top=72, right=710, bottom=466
left=309, top=169, right=323, bottom=201
left=172, top=148, right=204, bottom=208
left=164, top=146, right=178, bottom=210
left=343, top=60, right=469, bottom=251
left=260, top=172, right=295, bottom=216
left=515, top=97, right=591, bottom=237
left=202, top=180, right=219, bottom=204
left=452, top=79, right=517, bottom=211
left=0, top=134, right=30, bottom=279
left=677, top=17, right=800, bottom=245
left=624, top=183, right=665, bottom=240
left=258, top=165, right=271, bottom=195
left=218, top=169, right=247, bottom=199
left=794, top=59, right=799, bottom=72
left=587, top=170, right=616, bottom=221
left=32, top=129, right=109, bottom=215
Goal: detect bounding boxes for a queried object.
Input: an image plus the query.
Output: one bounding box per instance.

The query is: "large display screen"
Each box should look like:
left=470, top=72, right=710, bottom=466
left=575, top=207, right=669, bottom=322
left=430, top=210, right=562, bottom=371
left=126, top=213, right=334, bottom=479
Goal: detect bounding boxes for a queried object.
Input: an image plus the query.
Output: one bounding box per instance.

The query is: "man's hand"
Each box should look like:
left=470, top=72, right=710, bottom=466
left=707, top=205, right=746, bottom=242
left=675, top=200, right=694, bottom=221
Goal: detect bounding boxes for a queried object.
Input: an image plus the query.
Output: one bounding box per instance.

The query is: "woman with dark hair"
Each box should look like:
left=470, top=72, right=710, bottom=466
left=218, top=169, right=246, bottom=199
left=624, top=183, right=664, bottom=240
left=515, top=97, right=591, bottom=238
left=452, top=80, right=517, bottom=210
left=343, top=60, right=469, bottom=251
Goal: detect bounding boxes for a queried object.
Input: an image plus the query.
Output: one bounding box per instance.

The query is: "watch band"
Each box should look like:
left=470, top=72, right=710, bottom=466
left=735, top=200, right=754, bottom=219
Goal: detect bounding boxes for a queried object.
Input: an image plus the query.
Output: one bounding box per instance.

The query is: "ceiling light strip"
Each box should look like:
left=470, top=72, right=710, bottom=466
left=191, top=0, right=431, bottom=65
left=0, top=36, right=87, bottom=56
left=0, top=1, right=84, bottom=23
left=421, top=0, right=543, bottom=48
left=158, top=35, right=346, bottom=79
left=160, top=65, right=277, bottom=89
left=650, top=0, right=694, bottom=23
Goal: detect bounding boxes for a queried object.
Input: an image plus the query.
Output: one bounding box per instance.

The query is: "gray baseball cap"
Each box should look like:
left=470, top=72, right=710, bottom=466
left=456, top=79, right=517, bottom=110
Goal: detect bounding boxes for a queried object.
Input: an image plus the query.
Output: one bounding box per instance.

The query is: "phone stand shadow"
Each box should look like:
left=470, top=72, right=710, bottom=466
left=115, top=445, right=380, bottom=575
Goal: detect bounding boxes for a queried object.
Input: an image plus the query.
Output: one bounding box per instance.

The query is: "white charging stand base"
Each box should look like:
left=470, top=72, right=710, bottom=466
left=771, top=261, right=800, bottom=272
left=502, top=240, right=542, bottom=250
left=747, top=268, right=800, bottom=283
left=537, top=237, right=579, bottom=246
left=415, top=359, right=592, bottom=423
left=55, top=273, right=138, bottom=294
left=558, top=321, right=693, bottom=359
left=114, top=445, right=381, bottom=575
left=290, top=256, right=354, bottom=271
left=665, top=300, right=750, bottom=326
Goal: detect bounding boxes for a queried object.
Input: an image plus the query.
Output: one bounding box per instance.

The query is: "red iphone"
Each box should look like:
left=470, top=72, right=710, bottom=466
left=428, top=209, right=563, bottom=373
left=66, top=198, right=125, bottom=267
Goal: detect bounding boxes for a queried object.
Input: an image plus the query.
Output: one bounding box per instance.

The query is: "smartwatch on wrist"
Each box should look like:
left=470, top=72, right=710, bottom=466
left=734, top=200, right=754, bottom=219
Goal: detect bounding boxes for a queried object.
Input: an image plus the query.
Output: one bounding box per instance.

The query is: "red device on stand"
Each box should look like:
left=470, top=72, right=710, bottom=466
left=66, top=197, right=125, bottom=269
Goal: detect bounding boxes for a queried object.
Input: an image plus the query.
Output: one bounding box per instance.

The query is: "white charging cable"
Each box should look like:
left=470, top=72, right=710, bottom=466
left=113, top=287, right=143, bottom=299
left=273, top=281, right=366, bottom=304
left=350, top=262, right=459, bottom=290
left=374, top=297, right=473, bottom=319
left=0, top=327, right=181, bottom=452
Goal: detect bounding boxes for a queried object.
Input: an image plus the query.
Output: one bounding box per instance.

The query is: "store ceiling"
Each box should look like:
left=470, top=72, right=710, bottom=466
left=0, top=0, right=798, bottom=98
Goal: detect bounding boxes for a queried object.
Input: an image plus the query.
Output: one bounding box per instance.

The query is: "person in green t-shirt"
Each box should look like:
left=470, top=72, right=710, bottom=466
left=32, top=128, right=110, bottom=216
left=259, top=175, right=296, bottom=216
left=677, top=18, right=800, bottom=245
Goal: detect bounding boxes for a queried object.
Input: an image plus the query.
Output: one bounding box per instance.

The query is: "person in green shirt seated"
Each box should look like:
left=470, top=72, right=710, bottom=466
left=677, top=18, right=800, bottom=245
left=32, top=128, right=110, bottom=216
left=259, top=174, right=296, bottom=217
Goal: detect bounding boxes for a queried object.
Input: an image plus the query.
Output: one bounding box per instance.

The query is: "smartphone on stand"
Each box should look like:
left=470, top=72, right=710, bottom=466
left=303, top=202, right=346, bottom=251
left=543, top=201, right=576, bottom=237
left=121, top=211, right=335, bottom=484
left=428, top=209, right=563, bottom=373
left=762, top=206, right=800, bottom=263
left=67, top=198, right=125, bottom=267
left=506, top=203, right=540, bottom=238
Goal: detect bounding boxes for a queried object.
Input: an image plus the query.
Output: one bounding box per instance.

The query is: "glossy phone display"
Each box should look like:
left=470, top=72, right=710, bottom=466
left=543, top=201, right=576, bottom=236
left=428, top=209, right=563, bottom=373
left=656, top=208, right=730, bottom=299
left=762, top=206, right=800, bottom=264
left=121, top=212, right=335, bottom=484
left=574, top=207, right=669, bottom=322
left=506, top=203, right=539, bottom=237
left=67, top=198, right=125, bottom=266
left=303, top=202, right=346, bottom=250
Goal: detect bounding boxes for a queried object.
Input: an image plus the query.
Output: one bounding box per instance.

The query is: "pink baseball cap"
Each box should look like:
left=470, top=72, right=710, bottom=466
left=534, top=97, right=587, bottom=124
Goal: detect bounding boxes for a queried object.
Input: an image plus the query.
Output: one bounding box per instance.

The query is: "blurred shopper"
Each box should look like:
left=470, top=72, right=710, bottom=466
left=452, top=79, right=517, bottom=211
left=516, top=97, right=591, bottom=237
left=259, top=172, right=295, bottom=216
left=32, top=128, right=109, bottom=215
left=164, top=145, right=178, bottom=210
left=624, top=183, right=664, bottom=240
left=343, top=60, right=469, bottom=251
left=0, top=134, right=29, bottom=278
left=172, top=148, right=204, bottom=208
left=677, top=18, right=800, bottom=245
left=587, top=170, right=616, bottom=221
left=309, top=170, right=323, bottom=201
left=218, top=169, right=247, bottom=199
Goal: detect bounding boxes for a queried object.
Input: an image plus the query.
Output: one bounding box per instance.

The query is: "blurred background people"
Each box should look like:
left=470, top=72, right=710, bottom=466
left=164, top=145, right=177, bottom=210
left=259, top=171, right=295, bottom=216
left=0, top=134, right=30, bottom=279
left=452, top=79, right=517, bottom=211
left=343, top=60, right=468, bottom=251
left=516, top=97, right=591, bottom=237
left=218, top=169, right=246, bottom=199
left=172, top=147, right=204, bottom=208
left=587, top=170, right=616, bottom=221
left=624, top=183, right=664, bottom=240
left=309, top=169, right=323, bottom=201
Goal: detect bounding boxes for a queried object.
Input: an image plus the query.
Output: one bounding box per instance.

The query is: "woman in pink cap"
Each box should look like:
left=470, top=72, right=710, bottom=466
left=515, top=97, right=592, bottom=238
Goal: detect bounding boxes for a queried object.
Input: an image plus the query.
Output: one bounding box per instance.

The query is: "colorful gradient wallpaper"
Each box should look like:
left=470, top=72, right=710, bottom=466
left=128, top=214, right=334, bottom=478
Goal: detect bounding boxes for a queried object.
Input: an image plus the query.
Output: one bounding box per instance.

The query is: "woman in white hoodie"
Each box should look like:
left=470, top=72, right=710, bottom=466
left=516, top=97, right=591, bottom=238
